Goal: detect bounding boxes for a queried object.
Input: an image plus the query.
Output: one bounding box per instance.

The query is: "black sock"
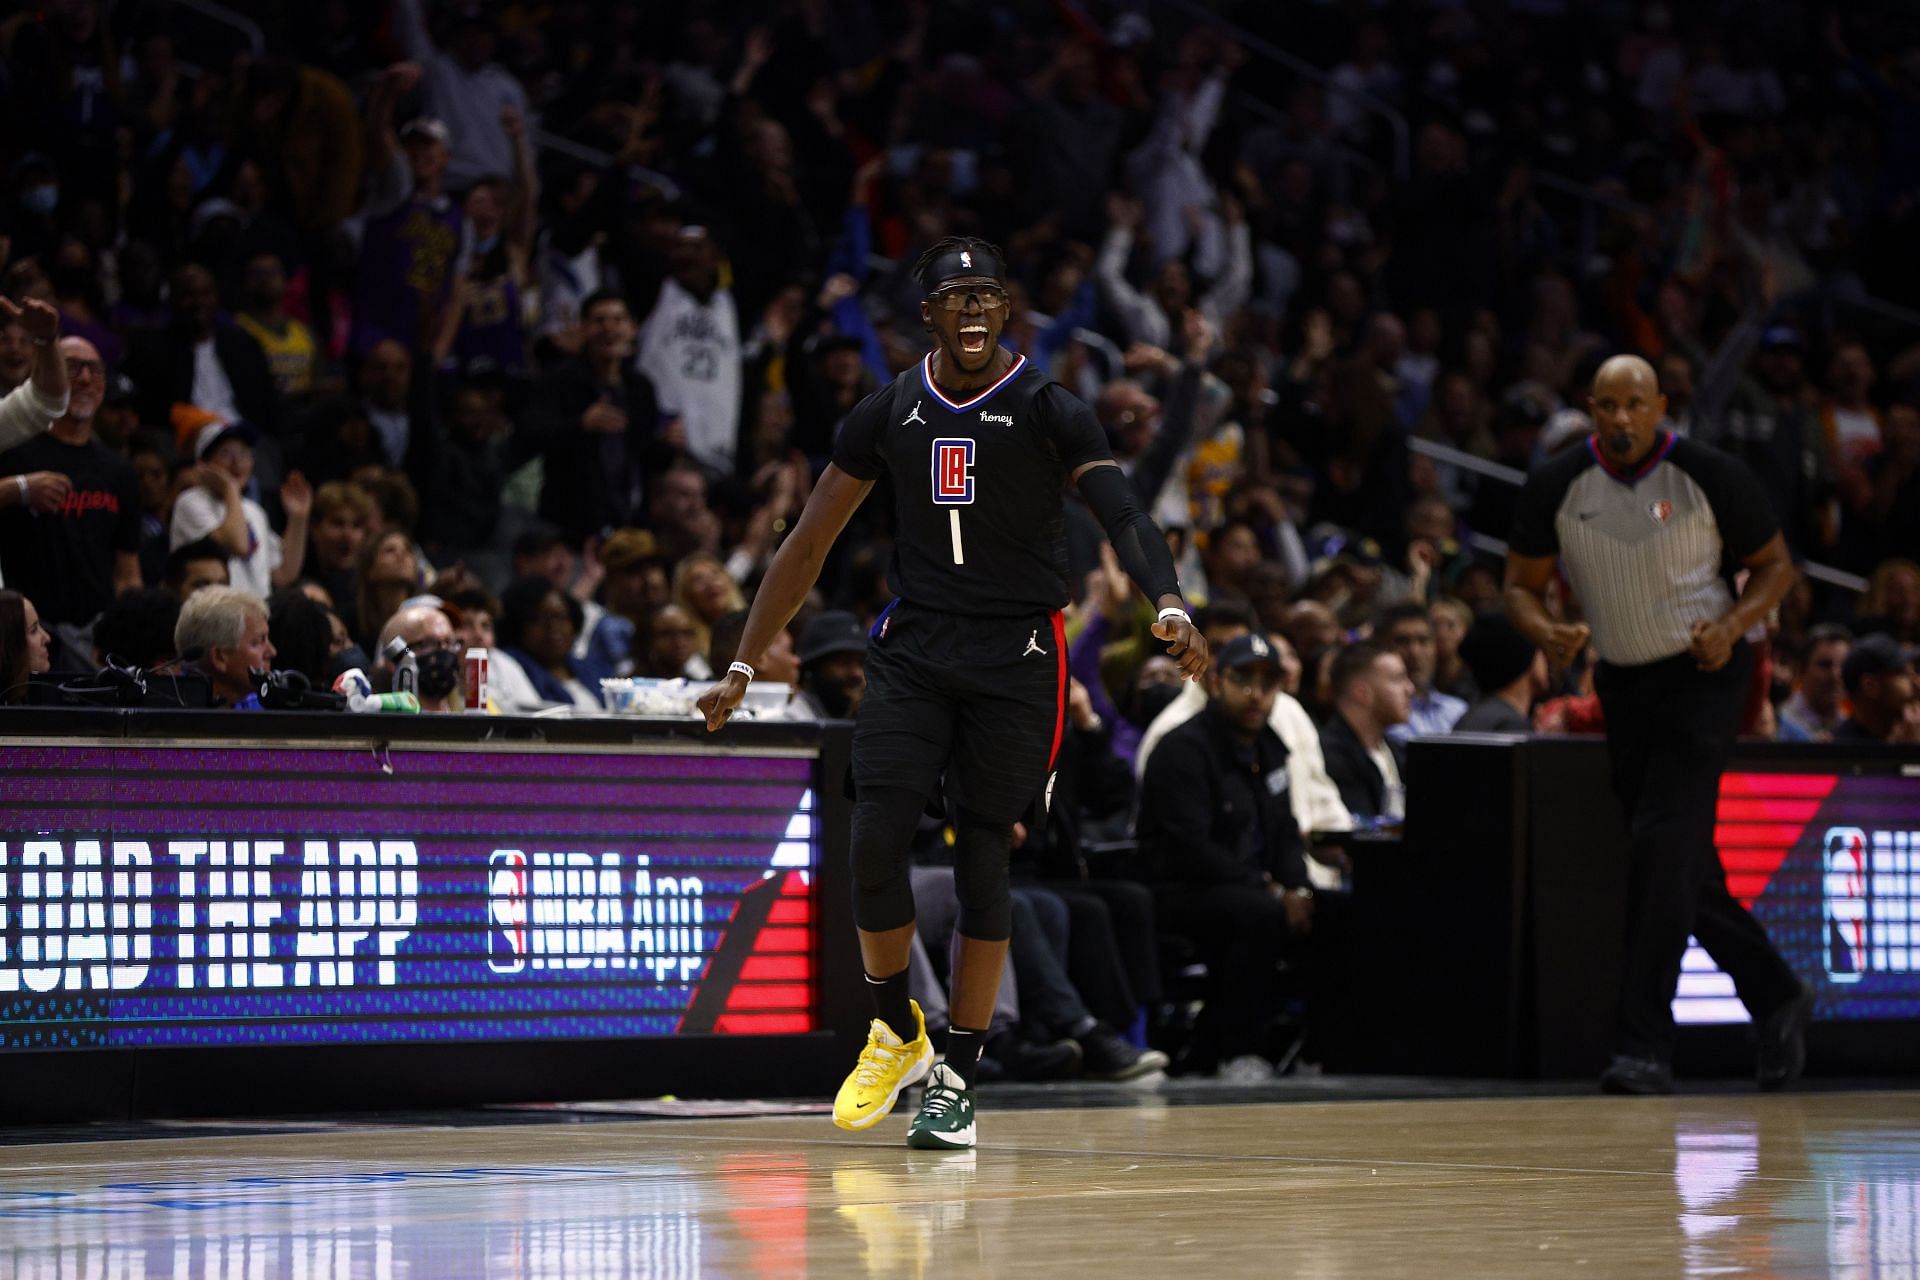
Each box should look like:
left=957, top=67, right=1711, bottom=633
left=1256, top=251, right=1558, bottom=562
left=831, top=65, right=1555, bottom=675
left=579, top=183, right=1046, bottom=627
left=864, top=967, right=915, bottom=1042
left=944, top=1025, right=987, bottom=1089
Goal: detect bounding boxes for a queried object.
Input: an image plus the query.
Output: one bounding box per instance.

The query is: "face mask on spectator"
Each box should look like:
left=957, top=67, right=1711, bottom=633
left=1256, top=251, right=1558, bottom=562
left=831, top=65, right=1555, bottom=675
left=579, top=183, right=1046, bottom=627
left=1134, top=682, right=1182, bottom=728
left=416, top=646, right=461, bottom=699
left=20, top=185, right=57, bottom=215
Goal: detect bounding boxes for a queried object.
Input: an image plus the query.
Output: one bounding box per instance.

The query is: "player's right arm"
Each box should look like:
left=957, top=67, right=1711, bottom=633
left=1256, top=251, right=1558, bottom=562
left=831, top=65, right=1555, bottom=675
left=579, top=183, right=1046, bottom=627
left=698, top=463, right=874, bottom=730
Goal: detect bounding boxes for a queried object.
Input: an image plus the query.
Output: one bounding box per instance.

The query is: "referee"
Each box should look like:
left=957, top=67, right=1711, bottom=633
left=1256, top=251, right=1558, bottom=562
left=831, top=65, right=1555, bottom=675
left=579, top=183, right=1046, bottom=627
left=1505, top=354, right=1811, bottom=1095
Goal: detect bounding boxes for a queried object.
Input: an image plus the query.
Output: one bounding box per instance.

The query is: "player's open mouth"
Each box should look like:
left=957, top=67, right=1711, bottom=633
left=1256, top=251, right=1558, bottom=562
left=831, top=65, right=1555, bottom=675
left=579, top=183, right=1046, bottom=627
left=959, top=324, right=989, bottom=355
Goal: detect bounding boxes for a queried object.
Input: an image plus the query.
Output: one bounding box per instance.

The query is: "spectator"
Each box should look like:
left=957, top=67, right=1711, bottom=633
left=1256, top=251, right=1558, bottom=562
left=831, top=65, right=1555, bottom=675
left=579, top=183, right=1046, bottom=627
left=1833, top=635, right=1919, bottom=744
left=1137, top=633, right=1312, bottom=1080
left=1821, top=339, right=1883, bottom=472
left=1857, top=558, right=1920, bottom=646
left=0, top=335, right=138, bottom=630
left=129, top=430, right=176, bottom=584
left=636, top=226, right=740, bottom=477
left=509, top=526, right=576, bottom=594
left=447, top=585, right=501, bottom=656
left=169, top=422, right=311, bottom=597
left=235, top=253, right=319, bottom=400
left=357, top=341, right=425, bottom=471
left=0, top=589, right=52, bottom=702
left=0, top=296, right=70, bottom=440
left=648, top=461, right=723, bottom=565
left=1319, top=642, right=1413, bottom=823
left=1136, top=599, right=1352, bottom=866
left=633, top=602, right=704, bottom=681
left=1428, top=597, right=1478, bottom=703
left=174, top=587, right=274, bottom=709
left=378, top=603, right=463, bottom=713
left=307, top=481, right=375, bottom=616
left=1454, top=612, right=1549, bottom=734
left=523, top=291, right=667, bottom=544
left=239, top=57, right=364, bottom=235
left=671, top=553, right=741, bottom=676
left=0, top=317, right=34, bottom=391
left=91, top=588, right=179, bottom=672
left=267, top=588, right=336, bottom=688
left=791, top=611, right=867, bottom=720
left=354, top=67, right=463, bottom=358
left=1378, top=602, right=1468, bottom=742
left=1778, top=624, right=1853, bottom=743
left=352, top=529, right=424, bottom=653
left=390, top=0, right=530, bottom=194
left=432, top=108, right=538, bottom=382
left=491, top=575, right=598, bottom=712
left=574, top=528, right=663, bottom=686
left=164, top=537, right=230, bottom=602
left=124, top=264, right=277, bottom=436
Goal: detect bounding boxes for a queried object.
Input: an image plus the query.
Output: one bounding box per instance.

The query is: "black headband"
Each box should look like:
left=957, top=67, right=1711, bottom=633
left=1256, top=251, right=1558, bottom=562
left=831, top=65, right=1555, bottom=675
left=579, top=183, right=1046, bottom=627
left=921, top=245, right=1005, bottom=291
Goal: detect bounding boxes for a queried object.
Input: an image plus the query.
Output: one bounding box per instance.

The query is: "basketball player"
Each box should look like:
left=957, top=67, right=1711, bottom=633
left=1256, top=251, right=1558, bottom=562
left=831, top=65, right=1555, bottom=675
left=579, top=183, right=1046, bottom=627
left=699, top=238, right=1206, bottom=1149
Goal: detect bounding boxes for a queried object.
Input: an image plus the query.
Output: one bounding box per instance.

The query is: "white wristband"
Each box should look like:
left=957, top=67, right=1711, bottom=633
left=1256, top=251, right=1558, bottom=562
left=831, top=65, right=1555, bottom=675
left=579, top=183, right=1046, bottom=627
left=13, top=475, right=25, bottom=504
left=727, top=661, right=755, bottom=682
left=1156, top=607, right=1190, bottom=626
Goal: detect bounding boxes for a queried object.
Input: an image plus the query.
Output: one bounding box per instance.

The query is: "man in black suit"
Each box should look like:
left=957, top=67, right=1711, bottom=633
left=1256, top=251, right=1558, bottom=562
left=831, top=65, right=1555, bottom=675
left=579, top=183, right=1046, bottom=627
left=1138, top=633, right=1313, bottom=1080
left=518, top=290, right=675, bottom=546
left=1319, top=641, right=1413, bottom=823
left=126, top=264, right=279, bottom=437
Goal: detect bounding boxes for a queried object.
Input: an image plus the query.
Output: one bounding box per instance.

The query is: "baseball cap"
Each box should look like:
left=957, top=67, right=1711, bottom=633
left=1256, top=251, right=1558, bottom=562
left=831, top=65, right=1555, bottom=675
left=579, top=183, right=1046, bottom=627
left=401, top=117, right=452, bottom=146
left=193, top=419, right=257, bottom=460
left=1458, top=611, right=1539, bottom=693
left=1216, top=631, right=1283, bottom=674
left=797, top=611, right=868, bottom=666
left=103, top=371, right=138, bottom=406
left=1842, top=633, right=1919, bottom=693
left=598, top=527, right=659, bottom=574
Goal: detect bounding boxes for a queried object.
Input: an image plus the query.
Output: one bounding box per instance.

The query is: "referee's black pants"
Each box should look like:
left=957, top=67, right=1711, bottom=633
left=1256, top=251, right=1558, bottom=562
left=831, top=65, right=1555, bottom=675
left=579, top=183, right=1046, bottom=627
left=1595, top=643, right=1801, bottom=1062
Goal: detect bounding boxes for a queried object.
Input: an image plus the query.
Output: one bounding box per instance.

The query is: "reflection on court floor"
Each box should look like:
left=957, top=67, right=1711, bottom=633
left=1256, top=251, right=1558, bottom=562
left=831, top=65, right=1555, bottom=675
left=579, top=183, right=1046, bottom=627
left=2, top=1093, right=1915, bottom=1277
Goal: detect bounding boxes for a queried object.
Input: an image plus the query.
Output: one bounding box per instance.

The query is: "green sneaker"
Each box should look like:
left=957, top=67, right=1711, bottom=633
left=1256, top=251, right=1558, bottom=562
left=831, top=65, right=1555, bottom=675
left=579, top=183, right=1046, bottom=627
left=905, top=1063, right=976, bottom=1150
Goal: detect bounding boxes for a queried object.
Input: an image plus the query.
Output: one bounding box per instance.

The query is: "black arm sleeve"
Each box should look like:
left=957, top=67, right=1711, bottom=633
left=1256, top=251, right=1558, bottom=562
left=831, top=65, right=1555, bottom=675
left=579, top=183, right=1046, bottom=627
left=1076, top=461, right=1183, bottom=605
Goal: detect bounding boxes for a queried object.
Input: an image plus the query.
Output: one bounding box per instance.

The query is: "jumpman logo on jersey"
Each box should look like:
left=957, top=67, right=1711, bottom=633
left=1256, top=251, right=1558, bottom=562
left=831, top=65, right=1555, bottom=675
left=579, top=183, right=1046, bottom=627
left=903, top=400, right=927, bottom=427
left=1022, top=630, right=1048, bottom=657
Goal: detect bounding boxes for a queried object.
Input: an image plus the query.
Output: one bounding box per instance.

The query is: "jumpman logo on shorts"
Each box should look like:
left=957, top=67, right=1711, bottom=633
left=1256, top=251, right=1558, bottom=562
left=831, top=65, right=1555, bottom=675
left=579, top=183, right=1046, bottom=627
left=904, top=400, right=927, bottom=427
left=1023, top=630, right=1048, bottom=657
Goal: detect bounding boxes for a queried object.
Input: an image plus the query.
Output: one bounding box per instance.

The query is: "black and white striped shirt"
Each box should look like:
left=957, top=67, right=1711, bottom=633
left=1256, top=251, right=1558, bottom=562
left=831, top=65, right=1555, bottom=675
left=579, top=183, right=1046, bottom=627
left=1509, top=434, right=1776, bottom=667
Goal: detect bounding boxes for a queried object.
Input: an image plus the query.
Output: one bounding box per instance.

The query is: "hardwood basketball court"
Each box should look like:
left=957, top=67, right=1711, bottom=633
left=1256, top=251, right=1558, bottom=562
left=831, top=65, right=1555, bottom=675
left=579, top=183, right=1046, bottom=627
left=2, top=1086, right=1914, bottom=1276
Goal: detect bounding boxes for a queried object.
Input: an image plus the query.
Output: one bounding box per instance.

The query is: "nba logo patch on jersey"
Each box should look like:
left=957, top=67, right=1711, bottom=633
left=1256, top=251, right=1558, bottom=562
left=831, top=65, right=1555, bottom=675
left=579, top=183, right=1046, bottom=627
left=1647, top=500, right=1673, bottom=526
left=932, top=438, right=976, bottom=505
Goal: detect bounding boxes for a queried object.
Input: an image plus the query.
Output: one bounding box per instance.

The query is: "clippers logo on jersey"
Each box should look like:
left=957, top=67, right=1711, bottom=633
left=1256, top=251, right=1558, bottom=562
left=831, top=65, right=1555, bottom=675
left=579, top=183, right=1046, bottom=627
left=1648, top=500, right=1673, bottom=525
left=487, top=850, right=528, bottom=974
left=932, top=438, right=976, bottom=505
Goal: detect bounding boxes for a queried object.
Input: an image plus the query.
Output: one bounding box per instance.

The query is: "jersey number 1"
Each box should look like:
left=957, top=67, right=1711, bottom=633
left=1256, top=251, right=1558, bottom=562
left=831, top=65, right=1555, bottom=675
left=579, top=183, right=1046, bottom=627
left=931, top=438, right=976, bottom=565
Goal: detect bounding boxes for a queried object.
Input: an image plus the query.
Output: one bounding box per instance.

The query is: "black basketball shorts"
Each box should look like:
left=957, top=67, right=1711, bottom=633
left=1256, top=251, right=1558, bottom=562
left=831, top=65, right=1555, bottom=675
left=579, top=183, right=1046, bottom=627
left=849, top=600, right=1067, bottom=827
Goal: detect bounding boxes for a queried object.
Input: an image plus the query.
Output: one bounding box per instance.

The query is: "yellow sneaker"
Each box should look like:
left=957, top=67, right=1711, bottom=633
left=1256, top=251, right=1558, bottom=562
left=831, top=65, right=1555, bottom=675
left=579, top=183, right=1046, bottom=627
left=833, top=999, right=934, bottom=1130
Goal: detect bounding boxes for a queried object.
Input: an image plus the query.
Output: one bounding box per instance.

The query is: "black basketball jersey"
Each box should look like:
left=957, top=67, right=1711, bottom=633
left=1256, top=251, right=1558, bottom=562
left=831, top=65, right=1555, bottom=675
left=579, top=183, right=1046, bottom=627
left=831, top=350, right=1111, bottom=617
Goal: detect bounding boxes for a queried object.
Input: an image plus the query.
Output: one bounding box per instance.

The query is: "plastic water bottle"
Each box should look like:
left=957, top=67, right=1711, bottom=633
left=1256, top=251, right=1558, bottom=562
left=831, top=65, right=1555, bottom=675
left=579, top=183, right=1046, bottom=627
left=385, top=636, right=419, bottom=700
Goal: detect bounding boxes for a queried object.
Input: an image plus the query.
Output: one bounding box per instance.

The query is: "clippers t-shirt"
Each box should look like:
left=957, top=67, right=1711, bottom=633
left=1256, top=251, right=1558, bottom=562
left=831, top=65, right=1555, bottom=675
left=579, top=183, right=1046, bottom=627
left=0, top=434, right=142, bottom=625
